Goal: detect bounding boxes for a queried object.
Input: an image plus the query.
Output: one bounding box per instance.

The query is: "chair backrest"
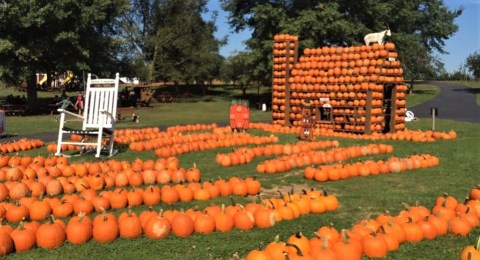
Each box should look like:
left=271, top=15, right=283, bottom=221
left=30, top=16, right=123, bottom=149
left=82, top=73, right=119, bottom=130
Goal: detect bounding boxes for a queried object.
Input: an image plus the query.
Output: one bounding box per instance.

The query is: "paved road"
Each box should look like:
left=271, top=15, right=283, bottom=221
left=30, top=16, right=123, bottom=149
left=409, top=81, right=480, bottom=123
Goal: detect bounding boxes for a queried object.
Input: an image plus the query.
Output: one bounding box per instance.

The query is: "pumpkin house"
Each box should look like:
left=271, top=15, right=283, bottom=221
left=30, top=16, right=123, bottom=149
left=272, top=34, right=407, bottom=134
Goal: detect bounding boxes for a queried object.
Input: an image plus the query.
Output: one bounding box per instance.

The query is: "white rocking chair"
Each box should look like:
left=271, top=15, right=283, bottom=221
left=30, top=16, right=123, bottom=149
left=55, top=73, right=120, bottom=157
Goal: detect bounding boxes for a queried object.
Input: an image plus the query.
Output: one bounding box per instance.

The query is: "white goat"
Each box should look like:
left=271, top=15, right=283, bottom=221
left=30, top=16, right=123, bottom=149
left=364, top=29, right=391, bottom=46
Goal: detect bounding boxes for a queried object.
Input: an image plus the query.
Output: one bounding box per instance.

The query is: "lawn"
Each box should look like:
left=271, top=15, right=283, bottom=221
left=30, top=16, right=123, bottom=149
left=1, top=82, right=480, bottom=259
left=406, top=83, right=440, bottom=107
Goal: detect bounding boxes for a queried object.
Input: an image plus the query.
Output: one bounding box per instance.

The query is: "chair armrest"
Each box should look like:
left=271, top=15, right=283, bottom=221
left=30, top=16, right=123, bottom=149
left=58, top=109, right=84, bottom=119
left=101, top=110, right=116, bottom=121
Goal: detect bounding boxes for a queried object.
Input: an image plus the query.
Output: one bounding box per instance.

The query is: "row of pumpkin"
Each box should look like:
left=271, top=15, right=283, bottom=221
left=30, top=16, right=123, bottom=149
left=0, top=188, right=337, bottom=255
left=245, top=187, right=480, bottom=259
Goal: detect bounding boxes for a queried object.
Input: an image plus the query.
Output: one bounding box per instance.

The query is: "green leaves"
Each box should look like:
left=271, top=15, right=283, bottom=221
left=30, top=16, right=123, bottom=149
left=466, top=51, right=480, bottom=80
left=221, top=0, right=463, bottom=85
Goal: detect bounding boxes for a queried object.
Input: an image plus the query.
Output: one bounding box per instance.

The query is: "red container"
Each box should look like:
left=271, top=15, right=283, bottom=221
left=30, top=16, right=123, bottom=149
left=230, top=100, right=250, bottom=131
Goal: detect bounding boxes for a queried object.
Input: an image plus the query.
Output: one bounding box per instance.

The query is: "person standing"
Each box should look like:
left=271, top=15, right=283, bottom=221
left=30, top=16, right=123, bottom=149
left=75, top=92, right=84, bottom=114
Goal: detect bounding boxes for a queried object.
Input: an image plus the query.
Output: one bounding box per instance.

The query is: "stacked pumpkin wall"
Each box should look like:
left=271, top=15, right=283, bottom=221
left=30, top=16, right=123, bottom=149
left=272, top=34, right=298, bottom=125
left=271, top=34, right=407, bottom=134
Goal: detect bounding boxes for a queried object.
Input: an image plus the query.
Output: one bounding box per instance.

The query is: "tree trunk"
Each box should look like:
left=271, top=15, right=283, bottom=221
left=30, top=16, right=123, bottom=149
left=408, top=77, right=415, bottom=94
left=46, top=69, right=52, bottom=90
left=26, top=73, right=38, bottom=114
left=201, top=83, right=207, bottom=96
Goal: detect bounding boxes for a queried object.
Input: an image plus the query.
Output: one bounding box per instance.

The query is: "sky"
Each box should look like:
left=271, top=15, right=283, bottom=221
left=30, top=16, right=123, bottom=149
left=206, top=0, right=480, bottom=73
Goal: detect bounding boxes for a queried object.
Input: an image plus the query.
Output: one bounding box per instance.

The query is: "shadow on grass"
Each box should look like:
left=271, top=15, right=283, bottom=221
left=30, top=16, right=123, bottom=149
left=452, top=87, right=480, bottom=94
left=412, top=89, right=436, bottom=95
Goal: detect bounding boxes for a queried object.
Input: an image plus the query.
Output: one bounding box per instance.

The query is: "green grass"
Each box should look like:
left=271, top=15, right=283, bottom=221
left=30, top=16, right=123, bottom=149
left=2, top=83, right=480, bottom=259
left=406, top=83, right=440, bottom=107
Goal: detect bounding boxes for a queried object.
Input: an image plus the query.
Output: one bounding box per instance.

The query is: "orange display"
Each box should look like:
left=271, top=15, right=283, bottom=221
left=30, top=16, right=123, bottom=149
left=272, top=34, right=406, bottom=134
left=230, top=100, right=250, bottom=132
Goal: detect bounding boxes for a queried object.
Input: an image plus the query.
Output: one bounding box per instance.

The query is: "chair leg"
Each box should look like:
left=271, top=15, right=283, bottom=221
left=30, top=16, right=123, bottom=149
left=96, top=129, right=103, bottom=158
left=55, top=113, right=66, bottom=156
left=108, top=134, right=114, bottom=156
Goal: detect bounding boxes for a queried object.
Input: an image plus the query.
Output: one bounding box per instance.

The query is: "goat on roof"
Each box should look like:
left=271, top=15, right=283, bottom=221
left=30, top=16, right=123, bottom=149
left=364, top=29, right=391, bottom=46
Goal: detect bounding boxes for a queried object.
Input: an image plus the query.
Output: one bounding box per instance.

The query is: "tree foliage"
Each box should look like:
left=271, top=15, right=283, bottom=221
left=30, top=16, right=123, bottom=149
left=0, top=0, right=129, bottom=110
left=221, top=51, right=255, bottom=94
left=221, top=0, right=463, bottom=85
left=121, top=0, right=225, bottom=84
left=466, top=51, right=480, bottom=80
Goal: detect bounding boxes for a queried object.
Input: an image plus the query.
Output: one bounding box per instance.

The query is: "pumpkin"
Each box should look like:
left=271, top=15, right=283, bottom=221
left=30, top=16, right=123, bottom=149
left=36, top=216, right=66, bottom=249
left=66, top=212, right=93, bottom=244
left=10, top=222, right=36, bottom=252
left=171, top=213, right=194, bottom=238
left=0, top=230, right=13, bottom=256
left=193, top=213, right=216, bottom=234
left=92, top=209, right=119, bottom=243
left=460, top=236, right=480, bottom=260
left=233, top=210, right=255, bottom=230
left=361, top=232, right=388, bottom=258
left=286, top=232, right=310, bottom=256
left=254, top=207, right=276, bottom=228
left=144, top=212, right=171, bottom=239
left=118, top=208, right=143, bottom=239
left=214, top=204, right=234, bottom=232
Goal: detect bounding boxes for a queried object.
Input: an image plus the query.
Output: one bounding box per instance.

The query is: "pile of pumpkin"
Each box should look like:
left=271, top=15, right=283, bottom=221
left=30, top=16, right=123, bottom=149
left=249, top=122, right=457, bottom=142
left=0, top=176, right=261, bottom=223
left=245, top=187, right=480, bottom=259
left=215, top=140, right=339, bottom=167
left=0, top=188, right=339, bottom=256
left=304, top=153, right=440, bottom=182
left=0, top=156, right=205, bottom=196
left=153, top=134, right=278, bottom=157
left=165, top=123, right=218, bottom=134
left=256, top=143, right=393, bottom=174
left=0, top=139, right=44, bottom=154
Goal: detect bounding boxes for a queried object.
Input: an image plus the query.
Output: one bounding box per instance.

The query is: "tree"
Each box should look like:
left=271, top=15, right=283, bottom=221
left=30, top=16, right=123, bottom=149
left=221, top=51, right=255, bottom=95
left=221, top=0, right=463, bottom=86
left=0, top=0, right=129, bottom=112
left=121, top=0, right=225, bottom=87
left=466, top=51, right=480, bottom=80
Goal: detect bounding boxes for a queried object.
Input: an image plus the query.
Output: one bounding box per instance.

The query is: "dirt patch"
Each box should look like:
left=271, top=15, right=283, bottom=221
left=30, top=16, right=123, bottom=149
left=259, top=183, right=314, bottom=198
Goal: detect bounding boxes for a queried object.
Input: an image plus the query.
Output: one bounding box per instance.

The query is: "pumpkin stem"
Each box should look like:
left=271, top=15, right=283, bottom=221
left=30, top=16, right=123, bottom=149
left=285, top=243, right=303, bottom=256
left=274, top=234, right=280, bottom=243
left=340, top=229, right=350, bottom=242
left=48, top=214, right=56, bottom=223
left=476, top=236, right=480, bottom=250
left=468, top=251, right=472, bottom=260
left=277, top=190, right=284, bottom=199
left=401, top=202, right=410, bottom=209
left=230, top=197, right=236, bottom=206
left=18, top=221, right=25, bottom=230
left=268, top=199, right=276, bottom=209
left=322, top=236, right=330, bottom=250
left=78, top=211, right=85, bottom=221
left=232, top=252, right=240, bottom=260
left=379, top=225, right=386, bottom=234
